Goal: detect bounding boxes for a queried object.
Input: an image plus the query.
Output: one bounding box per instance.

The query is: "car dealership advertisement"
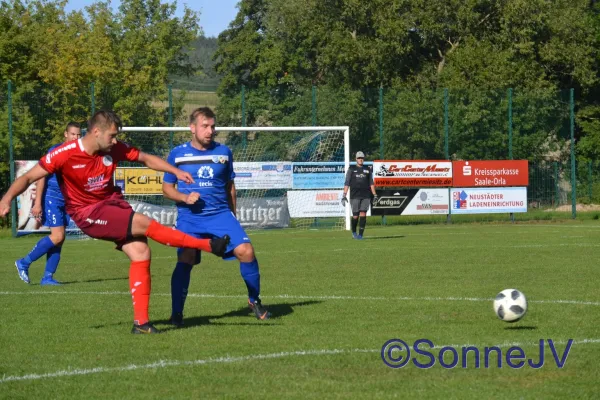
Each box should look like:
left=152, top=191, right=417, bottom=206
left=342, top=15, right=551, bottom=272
left=372, top=189, right=449, bottom=216
left=452, top=160, right=529, bottom=187
left=373, top=161, right=453, bottom=187
left=451, top=187, right=527, bottom=214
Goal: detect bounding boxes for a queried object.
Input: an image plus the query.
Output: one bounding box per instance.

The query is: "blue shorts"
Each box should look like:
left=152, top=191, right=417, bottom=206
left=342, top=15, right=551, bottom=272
left=175, top=210, right=251, bottom=264
left=42, top=197, right=70, bottom=228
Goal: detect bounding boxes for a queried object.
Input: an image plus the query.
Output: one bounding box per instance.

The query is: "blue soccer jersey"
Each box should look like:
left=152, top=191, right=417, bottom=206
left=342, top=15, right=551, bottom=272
left=43, top=144, right=65, bottom=206
left=164, top=142, right=235, bottom=218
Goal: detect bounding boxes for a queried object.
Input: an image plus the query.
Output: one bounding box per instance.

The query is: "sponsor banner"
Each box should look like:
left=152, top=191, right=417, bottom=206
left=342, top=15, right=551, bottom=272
left=292, top=162, right=346, bottom=189
left=15, top=160, right=81, bottom=236
left=373, top=160, right=453, bottom=187
left=287, top=190, right=345, bottom=218
left=292, top=162, right=374, bottom=189
left=234, top=162, right=293, bottom=189
left=451, top=187, right=527, bottom=214
left=115, top=167, right=164, bottom=195
left=452, top=160, right=529, bottom=187
left=128, top=197, right=290, bottom=229
left=372, top=189, right=449, bottom=216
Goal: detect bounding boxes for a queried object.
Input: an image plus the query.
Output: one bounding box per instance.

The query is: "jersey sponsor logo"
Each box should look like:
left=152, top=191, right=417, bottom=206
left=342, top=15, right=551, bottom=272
left=197, top=166, right=214, bottom=180
left=45, top=142, right=77, bottom=164
left=102, top=155, right=113, bottom=166
left=85, top=174, right=107, bottom=192
left=72, top=164, right=87, bottom=169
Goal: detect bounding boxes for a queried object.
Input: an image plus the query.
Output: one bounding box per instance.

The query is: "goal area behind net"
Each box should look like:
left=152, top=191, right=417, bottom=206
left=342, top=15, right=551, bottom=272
left=120, top=126, right=351, bottom=231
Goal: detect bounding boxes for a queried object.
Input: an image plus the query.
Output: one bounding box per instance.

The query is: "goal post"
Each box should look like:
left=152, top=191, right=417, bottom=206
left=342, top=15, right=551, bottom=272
left=120, top=126, right=352, bottom=230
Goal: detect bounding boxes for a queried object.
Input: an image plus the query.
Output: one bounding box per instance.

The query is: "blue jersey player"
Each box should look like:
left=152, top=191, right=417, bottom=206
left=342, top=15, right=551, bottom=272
left=15, top=122, right=81, bottom=285
left=163, top=107, right=270, bottom=326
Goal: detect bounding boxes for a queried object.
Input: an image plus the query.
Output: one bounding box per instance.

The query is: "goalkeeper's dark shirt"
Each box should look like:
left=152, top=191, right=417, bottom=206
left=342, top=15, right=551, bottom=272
left=344, top=165, right=373, bottom=199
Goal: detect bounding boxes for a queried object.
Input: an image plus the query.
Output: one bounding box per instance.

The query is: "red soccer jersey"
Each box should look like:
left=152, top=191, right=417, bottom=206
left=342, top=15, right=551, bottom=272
left=39, top=139, right=140, bottom=215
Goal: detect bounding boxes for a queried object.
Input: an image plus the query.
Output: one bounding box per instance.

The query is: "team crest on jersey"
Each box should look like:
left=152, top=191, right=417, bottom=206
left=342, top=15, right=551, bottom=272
left=103, top=155, right=113, bottom=166
left=197, top=166, right=214, bottom=179
left=219, top=156, right=227, bottom=164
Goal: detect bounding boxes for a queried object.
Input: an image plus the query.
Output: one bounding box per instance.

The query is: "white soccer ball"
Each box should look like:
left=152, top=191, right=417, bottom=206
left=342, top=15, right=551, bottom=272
left=493, top=289, right=528, bottom=322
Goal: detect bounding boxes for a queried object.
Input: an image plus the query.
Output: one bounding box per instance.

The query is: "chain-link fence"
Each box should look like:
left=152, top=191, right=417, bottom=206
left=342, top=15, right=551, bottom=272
left=3, top=82, right=594, bottom=233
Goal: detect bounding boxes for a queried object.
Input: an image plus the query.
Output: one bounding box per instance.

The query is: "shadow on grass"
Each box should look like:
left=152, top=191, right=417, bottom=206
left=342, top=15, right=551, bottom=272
left=157, top=300, right=323, bottom=331
left=363, top=235, right=405, bottom=240
left=504, top=325, right=538, bottom=330
left=90, top=300, right=323, bottom=331
left=52, top=276, right=129, bottom=285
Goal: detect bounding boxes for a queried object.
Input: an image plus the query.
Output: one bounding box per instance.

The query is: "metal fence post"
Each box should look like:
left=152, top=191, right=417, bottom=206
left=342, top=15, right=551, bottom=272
left=379, top=87, right=386, bottom=226
left=168, top=84, right=174, bottom=150
left=508, top=88, right=513, bottom=160
left=8, top=80, right=16, bottom=237
left=570, top=88, right=576, bottom=219
left=90, top=82, right=95, bottom=115
left=241, top=85, right=247, bottom=148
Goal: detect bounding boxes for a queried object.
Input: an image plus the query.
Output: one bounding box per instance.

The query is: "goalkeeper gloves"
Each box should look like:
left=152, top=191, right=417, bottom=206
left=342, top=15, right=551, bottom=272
left=373, top=194, right=378, bottom=203
left=341, top=195, right=348, bottom=206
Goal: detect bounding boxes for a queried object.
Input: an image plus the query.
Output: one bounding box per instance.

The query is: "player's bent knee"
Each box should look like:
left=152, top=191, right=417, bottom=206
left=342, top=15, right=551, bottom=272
left=121, top=239, right=151, bottom=262
left=234, top=243, right=255, bottom=262
left=178, top=248, right=198, bottom=265
left=49, top=227, right=66, bottom=245
left=130, top=213, right=153, bottom=237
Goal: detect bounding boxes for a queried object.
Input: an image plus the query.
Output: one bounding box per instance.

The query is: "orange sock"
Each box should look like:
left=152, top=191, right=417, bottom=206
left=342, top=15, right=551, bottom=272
left=145, top=220, right=211, bottom=252
left=130, top=259, right=151, bottom=325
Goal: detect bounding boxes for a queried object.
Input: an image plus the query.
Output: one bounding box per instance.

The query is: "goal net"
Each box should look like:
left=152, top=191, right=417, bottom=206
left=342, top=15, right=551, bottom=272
left=119, top=126, right=351, bottom=231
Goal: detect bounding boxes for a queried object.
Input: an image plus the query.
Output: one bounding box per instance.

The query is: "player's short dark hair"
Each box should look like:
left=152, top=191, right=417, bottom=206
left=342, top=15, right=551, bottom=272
left=65, top=121, right=81, bottom=131
left=88, top=110, right=122, bottom=132
left=190, top=107, right=216, bottom=124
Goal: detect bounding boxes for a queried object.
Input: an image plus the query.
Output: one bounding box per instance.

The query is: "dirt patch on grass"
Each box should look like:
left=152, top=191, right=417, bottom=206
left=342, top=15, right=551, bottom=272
left=550, top=204, right=600, bottom=212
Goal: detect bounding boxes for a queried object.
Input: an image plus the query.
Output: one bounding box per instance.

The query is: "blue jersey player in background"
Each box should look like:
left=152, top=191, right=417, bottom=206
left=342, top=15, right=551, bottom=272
left=15, top=122, right=81, bottom=285
left=163, top=107, right=271, bottom=326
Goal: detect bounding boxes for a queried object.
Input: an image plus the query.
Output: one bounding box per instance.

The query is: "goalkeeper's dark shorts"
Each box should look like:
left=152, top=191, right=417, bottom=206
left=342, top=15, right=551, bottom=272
left=350, top=198, right=371, bottom=213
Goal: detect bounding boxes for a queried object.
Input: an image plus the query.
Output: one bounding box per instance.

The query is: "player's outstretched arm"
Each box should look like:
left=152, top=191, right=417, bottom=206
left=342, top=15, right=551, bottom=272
left=137, top=152, right=195, bottom=184
left=162, top=182, right=199, bottom=205
left=0, top=164, right=49, bottom=217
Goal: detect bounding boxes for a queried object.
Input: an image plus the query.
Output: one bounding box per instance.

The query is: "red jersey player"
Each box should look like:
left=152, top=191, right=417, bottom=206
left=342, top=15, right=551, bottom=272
left=0, top=110, right=230, bottom=334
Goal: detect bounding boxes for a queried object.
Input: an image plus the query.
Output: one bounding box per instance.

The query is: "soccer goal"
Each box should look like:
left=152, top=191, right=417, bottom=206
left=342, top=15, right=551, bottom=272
left=120, top=126, right=352, bottom=231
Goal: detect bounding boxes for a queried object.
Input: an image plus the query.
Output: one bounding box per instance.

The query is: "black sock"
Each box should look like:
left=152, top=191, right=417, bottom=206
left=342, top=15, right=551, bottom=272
left=351, top=217, right=358, bottom=233
left=359, top=216, right=366, bottom=236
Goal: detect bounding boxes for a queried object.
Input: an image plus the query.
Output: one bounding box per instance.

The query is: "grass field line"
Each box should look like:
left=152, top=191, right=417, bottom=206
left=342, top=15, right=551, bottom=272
left=2, top=338, right=599, bottom=384
left=1, top=291, right=600, bottom=307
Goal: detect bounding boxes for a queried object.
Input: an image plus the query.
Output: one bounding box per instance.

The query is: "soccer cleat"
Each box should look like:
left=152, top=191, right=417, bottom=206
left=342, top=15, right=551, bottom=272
left=169, top=312, right=184, bottom=327
left=352, top=232, right=358, bottom=239
left=356, top=235, right=363, bottom=240
left=248, top=299, right=271, bottom=320
left=15, top=259, right=30, bottom=284
left=40, top=276, right=61, bottom=286
left=210, top=234, right=231, bottom=257
left=131, top=322, right=160, bottom=334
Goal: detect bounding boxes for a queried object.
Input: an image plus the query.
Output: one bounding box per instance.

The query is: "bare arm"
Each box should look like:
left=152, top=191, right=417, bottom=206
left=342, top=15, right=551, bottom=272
left=138, top=152, right=194, bottom=184
left=227, top=181, right=236, bottom=215
left=0, top=164, right=50, bottom=217
left=31, top=177, right=46, bottom=219
left=162, top=181, right=200, bottom=205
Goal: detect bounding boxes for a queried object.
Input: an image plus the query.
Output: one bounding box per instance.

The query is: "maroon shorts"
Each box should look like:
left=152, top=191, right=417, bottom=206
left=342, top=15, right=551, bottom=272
left=71, top=194, right=135, bottom=248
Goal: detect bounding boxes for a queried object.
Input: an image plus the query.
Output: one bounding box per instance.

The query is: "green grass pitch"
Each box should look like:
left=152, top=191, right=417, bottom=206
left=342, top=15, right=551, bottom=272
left=1, top=221, right=599, bottom=398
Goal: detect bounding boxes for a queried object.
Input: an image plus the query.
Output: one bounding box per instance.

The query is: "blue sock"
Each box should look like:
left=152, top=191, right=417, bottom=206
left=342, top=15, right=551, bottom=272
left=22, top=236, right=55, bottom=266
left=44, top=246, right=62, bottom=277
left=240, top=259, right=261, bottom=303
left=171, top=262, right=193, bottom=315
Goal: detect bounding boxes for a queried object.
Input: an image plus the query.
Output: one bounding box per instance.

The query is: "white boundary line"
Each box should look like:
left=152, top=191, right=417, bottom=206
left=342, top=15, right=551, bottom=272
left=2, top=338, right=600, bottom=384
left=1, top=291, right=599, bottom=307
